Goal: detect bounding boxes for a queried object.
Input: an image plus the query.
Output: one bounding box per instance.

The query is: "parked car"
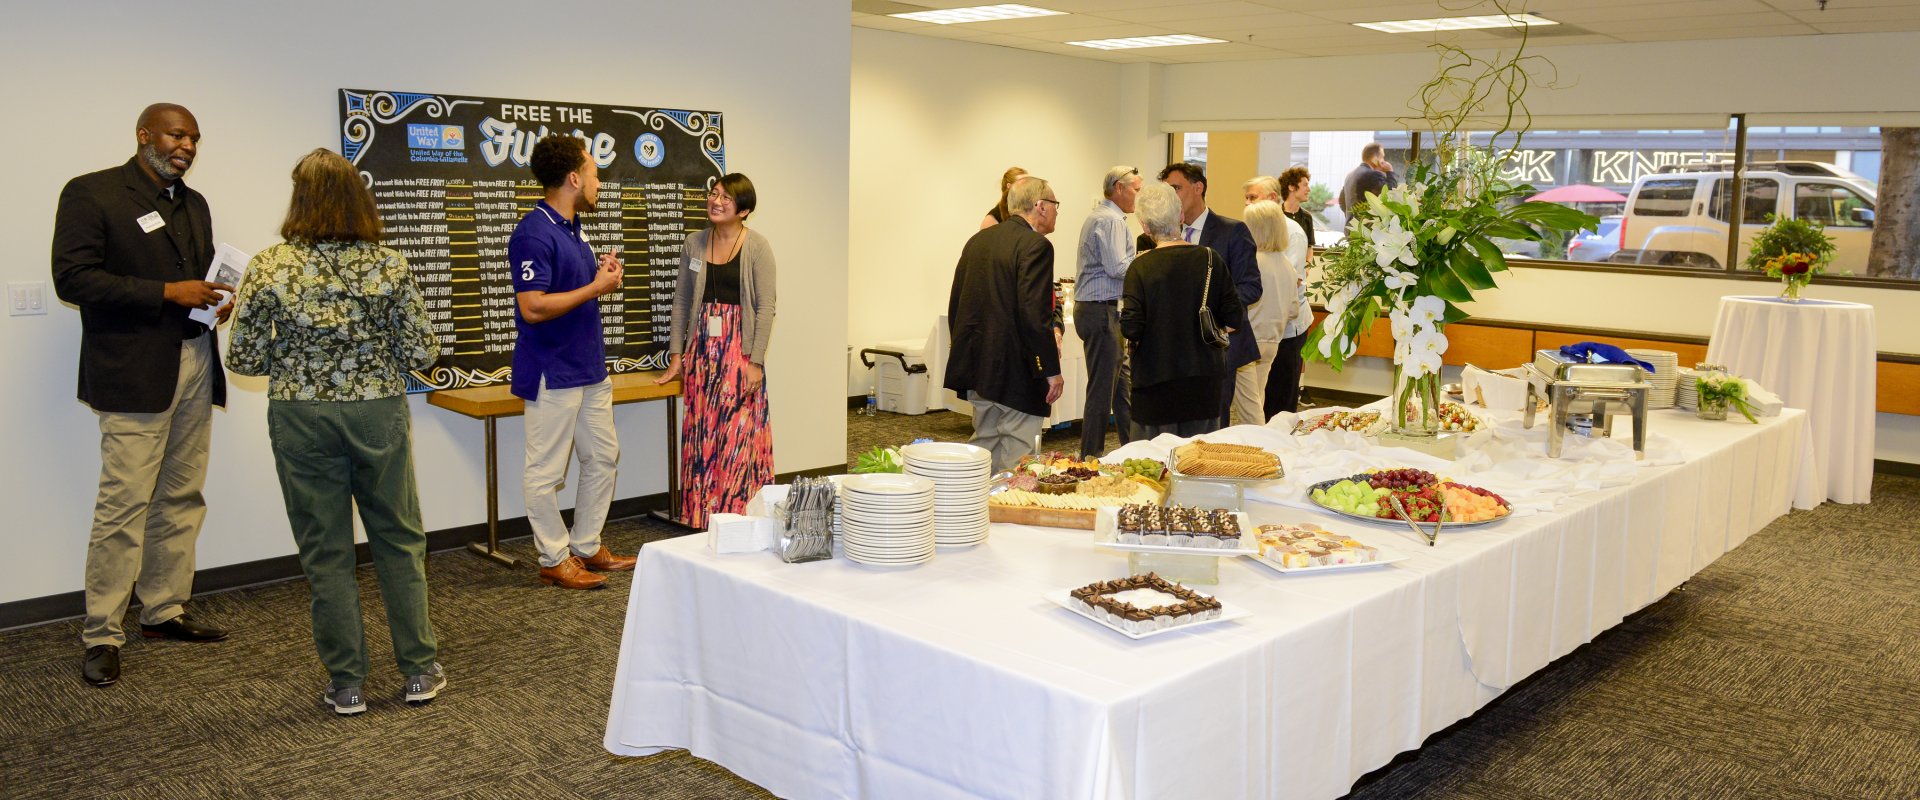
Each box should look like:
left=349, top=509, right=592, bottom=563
left=1614, top=162, right=1876, bottom=271
left=1567, top=215, right=1622, bottom=263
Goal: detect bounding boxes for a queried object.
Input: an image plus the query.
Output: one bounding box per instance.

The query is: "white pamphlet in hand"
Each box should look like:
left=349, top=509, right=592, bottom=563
left=189, top=243, right=250, bottom=328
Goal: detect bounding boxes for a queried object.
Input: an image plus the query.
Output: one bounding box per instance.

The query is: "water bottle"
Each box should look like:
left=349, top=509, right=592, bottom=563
left=865, top=383, right=879, bottom=416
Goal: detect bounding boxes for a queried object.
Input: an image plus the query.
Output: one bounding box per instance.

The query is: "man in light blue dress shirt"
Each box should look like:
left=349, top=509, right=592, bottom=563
left=1072, top=166, right=1143, bottom=458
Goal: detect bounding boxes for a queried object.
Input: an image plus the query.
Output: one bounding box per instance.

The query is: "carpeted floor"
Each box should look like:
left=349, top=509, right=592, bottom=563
left=2, top=408, right=1915, bottom=799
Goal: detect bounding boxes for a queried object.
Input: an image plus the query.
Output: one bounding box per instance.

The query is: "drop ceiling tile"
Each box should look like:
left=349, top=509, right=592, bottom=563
left=1039, top=22, right=1187, bottom=41
left=1548, top=0, right=1783, bottom=25
left=1810, top=19, right=1920, bottom=34
left=1781, top=5, right=1920, bottom=24
left=1101, top=1, right=1299, bottom=24
left=954, top=13, right=1116, bottom=34
left=1579, top=11, right=1807, bottom=33
left=1609, top=23, right=1824, bottom=42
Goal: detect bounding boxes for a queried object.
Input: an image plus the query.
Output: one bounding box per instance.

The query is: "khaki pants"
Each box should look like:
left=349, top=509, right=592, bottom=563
left=523, top=377, right=619, bottom=568
left=82, top=336, right=213, bottom=648
left=967, top=394, right=1042, bottom=474
left=1232, top=340, right=1279, bottom=427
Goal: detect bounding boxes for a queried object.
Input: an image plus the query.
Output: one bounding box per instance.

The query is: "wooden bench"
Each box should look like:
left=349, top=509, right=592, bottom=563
left=427, top=371, right=682, bottom=567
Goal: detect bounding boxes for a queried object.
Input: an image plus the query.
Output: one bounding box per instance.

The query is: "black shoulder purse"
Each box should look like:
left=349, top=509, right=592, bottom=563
left=1198, top=248, right=1231, bottom=349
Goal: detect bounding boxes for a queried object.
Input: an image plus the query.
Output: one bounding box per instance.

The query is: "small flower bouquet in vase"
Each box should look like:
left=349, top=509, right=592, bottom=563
left=1694, top=372, right=1758, bottom=422
left=1743, top=215, right=1834, bottom=302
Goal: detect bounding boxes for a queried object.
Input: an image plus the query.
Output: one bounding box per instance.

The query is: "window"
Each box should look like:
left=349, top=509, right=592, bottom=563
left=1631, top=180, right=1695, bottom=217
left=1795, top=182, right=1875, bottom=228
left=1708, top=178, right=1779, bottom=225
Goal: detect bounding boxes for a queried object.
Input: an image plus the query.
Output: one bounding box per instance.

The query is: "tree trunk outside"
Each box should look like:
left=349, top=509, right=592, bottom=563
left=1867, top=127, right=1920, bottom=279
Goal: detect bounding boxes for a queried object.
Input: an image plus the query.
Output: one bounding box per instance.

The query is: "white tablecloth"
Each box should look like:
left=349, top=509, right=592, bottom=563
left=604, top=410, right=1808, bottom=800
left=1707, top=295, right=1875, bottom=505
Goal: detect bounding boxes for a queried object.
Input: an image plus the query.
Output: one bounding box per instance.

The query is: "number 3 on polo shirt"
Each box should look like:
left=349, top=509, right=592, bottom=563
left=520, top=261, right=534, bottom=281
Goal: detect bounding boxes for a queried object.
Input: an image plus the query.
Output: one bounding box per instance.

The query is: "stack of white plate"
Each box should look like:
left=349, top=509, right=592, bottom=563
left=901, top=442, right=992, bottom=548
left=838, top=473, right=936, bottom=566
left=1627, top=349, right=1680, bottom=409
left=1675, top=367, right=1700, bottom=411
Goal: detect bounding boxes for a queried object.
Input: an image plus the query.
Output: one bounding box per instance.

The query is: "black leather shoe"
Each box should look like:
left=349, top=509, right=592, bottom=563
left=140, top=614, right=228, bottom=642
left=83, top=645, right=120, bottom=687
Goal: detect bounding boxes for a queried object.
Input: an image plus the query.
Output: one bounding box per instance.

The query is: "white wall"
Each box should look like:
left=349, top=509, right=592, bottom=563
left=0, top=0, right=849, bottom=606
left=847, top=28, right=1137, bottom=395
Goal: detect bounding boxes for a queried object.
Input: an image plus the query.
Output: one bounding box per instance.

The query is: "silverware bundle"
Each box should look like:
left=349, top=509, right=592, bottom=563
left=776, top=476, right=836, bottom=563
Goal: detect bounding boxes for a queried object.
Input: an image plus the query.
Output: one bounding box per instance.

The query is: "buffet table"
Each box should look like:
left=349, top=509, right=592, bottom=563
left=1706, top=295, right=1875, bottom=506
left=604, top=410, right=1807, bottom=800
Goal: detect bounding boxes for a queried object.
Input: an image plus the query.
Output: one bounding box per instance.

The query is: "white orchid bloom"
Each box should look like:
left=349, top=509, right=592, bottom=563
left=1411, top=328, right=1449, bottom=360
left=1326, top=282, right=1361, bottom=317
left=1411, top=295, right=1447, bottom=329
left=1369, top=215, right=1418, bottom=270
left=1404, top=349, right=1443, bottom=379
left=1389, top=309, right=1414, bottom=341
left=1383, top=269, right=1418, bottom=292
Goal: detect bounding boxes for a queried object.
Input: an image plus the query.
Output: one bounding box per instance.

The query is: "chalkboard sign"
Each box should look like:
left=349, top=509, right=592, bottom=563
left=339, top=88, right=724, bottom=391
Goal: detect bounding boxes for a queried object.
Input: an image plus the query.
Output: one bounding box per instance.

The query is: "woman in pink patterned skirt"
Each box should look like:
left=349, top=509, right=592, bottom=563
left=657, top=174, right=776, bottom=529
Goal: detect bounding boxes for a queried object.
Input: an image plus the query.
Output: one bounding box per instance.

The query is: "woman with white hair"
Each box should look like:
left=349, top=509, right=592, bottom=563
left=1231, top=200, right=1306, bottom=425
left=1120, top=183, right=1247, bottom=438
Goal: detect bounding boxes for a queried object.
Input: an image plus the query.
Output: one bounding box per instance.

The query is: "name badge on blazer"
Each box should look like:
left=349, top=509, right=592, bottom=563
left=689, top=258, right=705, bottom=274
left=136, top=211, right=165, bottom=233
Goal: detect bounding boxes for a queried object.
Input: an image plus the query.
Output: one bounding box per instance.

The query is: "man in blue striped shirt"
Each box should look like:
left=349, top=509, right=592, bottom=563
left=1072, top=166, right=1142, bottom=458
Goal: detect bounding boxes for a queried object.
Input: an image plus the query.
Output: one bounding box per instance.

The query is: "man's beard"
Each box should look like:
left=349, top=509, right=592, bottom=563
left=142, top=143, right=185, bottom=180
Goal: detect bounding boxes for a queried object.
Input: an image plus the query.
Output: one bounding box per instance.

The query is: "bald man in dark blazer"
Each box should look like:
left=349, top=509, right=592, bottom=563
left=52, top=103, right=233, bottom=688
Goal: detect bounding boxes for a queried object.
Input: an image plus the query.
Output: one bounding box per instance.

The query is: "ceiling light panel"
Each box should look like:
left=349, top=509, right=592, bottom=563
left=1067, top=34, right=1227, bottom=50
left=891, top=4, right=1065, bottom=25
left=1355, top=13, right=1558, bottom=34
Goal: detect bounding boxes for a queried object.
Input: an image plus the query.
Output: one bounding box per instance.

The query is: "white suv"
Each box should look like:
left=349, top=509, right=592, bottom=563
left=1615, top=162, right=1877, bottom=271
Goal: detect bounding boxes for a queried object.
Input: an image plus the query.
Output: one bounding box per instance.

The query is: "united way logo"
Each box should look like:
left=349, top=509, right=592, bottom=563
left=407, top=124, right=465, bottom=150
left=635, top=133, right=664, bottom=168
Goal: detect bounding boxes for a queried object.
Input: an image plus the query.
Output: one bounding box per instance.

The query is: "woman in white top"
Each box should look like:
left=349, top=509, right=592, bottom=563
left=1230, top=200, right=1307, bottom=426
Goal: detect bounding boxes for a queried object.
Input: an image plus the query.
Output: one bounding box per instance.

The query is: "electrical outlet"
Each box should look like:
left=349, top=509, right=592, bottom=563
left=8, top=281, right=48, bottom=316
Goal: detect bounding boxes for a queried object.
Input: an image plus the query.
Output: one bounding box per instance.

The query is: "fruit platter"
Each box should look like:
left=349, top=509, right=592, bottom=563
left=987, top=453, right=1168, bottom=530
left=1306, top=467, right=1511, bottom=529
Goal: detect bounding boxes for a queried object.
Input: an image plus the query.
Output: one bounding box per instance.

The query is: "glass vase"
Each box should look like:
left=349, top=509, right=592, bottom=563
left=1391, top=361, right=1442, bottom=438
left=1697, top=395, right=1730, bottom=421
left=1779, top=276, right=1806, bottom=302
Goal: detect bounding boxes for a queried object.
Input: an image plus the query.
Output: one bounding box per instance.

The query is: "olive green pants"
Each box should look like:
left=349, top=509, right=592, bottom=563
left=268, top=396, right=436, bottom=687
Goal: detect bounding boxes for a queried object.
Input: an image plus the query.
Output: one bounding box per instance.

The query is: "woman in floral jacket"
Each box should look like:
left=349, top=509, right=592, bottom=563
left=227, top=148, right=443, bottom=716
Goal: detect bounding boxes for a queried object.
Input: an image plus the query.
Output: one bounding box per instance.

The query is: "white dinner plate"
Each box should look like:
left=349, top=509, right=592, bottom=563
left=901, top=442, right=992, bottom=464
left=841, top=473, right=936, bottom=496
left=1244, top=548, right=1408, bottom=575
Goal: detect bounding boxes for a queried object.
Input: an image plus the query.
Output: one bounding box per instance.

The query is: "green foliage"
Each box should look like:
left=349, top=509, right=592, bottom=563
left=1743, top=214, right=1837, bottom=271
left=1305, top=183, right=1334, bottom=213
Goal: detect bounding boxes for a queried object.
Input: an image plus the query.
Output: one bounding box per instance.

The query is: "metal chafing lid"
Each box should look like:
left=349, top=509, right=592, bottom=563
left=1559, top=362, right=1648, bottom=383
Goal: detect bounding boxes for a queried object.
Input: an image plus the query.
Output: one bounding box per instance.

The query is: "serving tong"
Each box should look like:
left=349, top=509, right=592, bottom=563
left=1386, top=493, right=1443, bottom=547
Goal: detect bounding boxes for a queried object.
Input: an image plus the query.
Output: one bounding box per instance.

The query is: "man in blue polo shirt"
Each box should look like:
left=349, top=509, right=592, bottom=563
left=509, top=134, right=636, bottom=589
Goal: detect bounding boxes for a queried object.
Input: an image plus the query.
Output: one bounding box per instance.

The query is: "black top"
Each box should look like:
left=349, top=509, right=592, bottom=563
left=1285, top=206, right=1316, bottom=249
left=1120, top=244, right=1246, bottom=392
left=50, top=158, right=227, bottom=413
left=986, top=204, right=1006, bottom=224
left=703, top=249, right=741, bottom=305
left=944, top=218, right=1060, bottom=417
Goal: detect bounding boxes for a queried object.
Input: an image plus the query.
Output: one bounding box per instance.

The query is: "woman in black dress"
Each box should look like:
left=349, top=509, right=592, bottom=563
left=1121, top=182, right=1247, bottom=438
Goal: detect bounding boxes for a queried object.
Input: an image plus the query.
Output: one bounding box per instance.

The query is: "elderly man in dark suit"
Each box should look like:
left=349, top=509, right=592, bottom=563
left=1157, top=162, right=1261, bottom=430
left=52, top=103, right=233, bottom=688
left=944, top=176, right=1065, bottom=472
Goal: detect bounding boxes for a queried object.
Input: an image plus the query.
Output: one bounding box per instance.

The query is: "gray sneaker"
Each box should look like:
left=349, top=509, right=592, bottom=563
left=403, top=662, right=446, bottom=705
left=323, top=683, right=366, bottom=716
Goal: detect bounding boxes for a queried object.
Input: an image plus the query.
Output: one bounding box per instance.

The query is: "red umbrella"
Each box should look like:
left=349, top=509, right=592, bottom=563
left=1529, top=184, right=1628, bottom=203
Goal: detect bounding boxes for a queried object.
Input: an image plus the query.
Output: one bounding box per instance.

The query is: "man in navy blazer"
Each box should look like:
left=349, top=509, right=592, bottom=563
left=1157, top=162, right=1261, bottom=430
left=52, top=103, right=233, bottom=688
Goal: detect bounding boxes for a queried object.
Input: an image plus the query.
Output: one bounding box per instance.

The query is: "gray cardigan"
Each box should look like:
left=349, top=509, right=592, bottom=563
left=669, top=227, right=777, bottom=365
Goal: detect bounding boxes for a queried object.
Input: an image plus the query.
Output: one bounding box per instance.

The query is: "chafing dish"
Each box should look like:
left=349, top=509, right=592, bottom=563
left=1522, top=349, right=1652, bottom=459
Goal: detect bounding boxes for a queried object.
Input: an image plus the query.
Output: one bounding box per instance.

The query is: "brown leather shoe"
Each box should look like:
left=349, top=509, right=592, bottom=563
left=579, top=546, right=637, bottom=572
left=537, top=556, right=607, bottom=589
